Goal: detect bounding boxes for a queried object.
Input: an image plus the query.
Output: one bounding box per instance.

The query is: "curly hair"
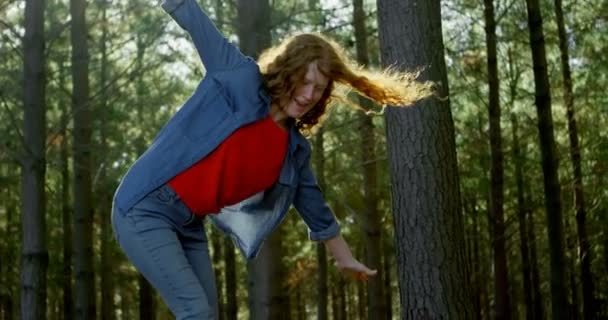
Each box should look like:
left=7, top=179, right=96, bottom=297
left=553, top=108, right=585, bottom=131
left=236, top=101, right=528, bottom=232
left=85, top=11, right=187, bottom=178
left=257, top=33, right=435, bottom=133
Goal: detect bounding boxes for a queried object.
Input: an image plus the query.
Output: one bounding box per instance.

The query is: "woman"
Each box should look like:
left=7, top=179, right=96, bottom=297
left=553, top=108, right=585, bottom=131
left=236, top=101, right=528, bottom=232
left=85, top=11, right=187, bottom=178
left=111, top=0, right=434, bottom=318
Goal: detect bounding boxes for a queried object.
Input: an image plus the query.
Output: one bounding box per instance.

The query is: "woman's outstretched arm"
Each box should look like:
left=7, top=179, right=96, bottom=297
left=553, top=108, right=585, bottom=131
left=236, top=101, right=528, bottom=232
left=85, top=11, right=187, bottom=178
left=324, top=234, right=377, bottom=281
left=162, top=0, right=246, bottom=73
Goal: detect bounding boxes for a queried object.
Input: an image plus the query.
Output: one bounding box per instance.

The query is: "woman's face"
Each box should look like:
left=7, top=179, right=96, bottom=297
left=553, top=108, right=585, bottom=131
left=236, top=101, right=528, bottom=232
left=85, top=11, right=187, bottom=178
left=283, top=61, right=329, bottom=119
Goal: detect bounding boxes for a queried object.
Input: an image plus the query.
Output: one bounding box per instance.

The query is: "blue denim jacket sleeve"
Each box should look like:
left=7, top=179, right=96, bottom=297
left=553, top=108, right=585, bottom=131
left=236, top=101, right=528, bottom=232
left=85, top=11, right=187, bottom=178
left=162, top=0, right=246, bottom=72
left=293, top=154, right=341, bottom=241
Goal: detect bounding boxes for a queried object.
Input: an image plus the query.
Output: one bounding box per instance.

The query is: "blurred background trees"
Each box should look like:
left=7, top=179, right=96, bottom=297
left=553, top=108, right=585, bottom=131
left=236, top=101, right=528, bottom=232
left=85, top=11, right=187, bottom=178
left=0, top=0, right=606, bottom=318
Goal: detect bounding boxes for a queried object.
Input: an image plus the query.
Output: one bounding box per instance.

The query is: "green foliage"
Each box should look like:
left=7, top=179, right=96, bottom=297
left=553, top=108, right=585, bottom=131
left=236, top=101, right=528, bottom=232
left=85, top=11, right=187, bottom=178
left=0, top=0, right=606, bottom=317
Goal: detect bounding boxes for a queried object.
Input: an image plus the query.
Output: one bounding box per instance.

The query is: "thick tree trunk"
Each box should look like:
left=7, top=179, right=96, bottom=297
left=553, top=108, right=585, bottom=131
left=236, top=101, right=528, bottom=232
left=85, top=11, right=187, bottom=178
left=524, top=0, right=569, bottom=318
left=553, top=0, right=595, bottom=318
left=21, top=0, right=48, bottom=319
left=483, top=0, right=511, bottom=318
left=377, top=0, right=474, bottom=318
left=352, top=0, right=386, bottom=318
left=70, top=0, right=95, bottom=317
left=313, top=128, right=329, bottom=320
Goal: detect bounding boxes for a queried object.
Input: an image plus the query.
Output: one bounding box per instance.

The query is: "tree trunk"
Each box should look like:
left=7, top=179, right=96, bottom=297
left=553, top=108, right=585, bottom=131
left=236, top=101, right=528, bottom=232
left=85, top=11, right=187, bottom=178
left=59, top=59, right=74, bottom=320
left=476, top=115, right=493, bottom=320
left=224, top=238, right=237, bottom=320
left=98, top=1, right=115, bottom=319
left=209, top=227, right=225, bottom=320
left=524, top=0, right=569, bottom=318
left=483, top=0, right=511, bottom=318
left=352, top=0, right=385, bottom=318
left=21, top=0, right=48, bottom=318
left=553, top=0, right=595, bottom=318
left=313, top=128, right=329, bottom=320
left=235, top=1, right=285, bottom=319
left=512, top=113, right=535, bottom=320
left=470, top=199, right=483, bottom=320
left=70, top=0, right=95, bottom=316
left=383, top=250, right=393, bottom=319
left=377, top=0, right=474, bottom=318
left=526, top=185, right=546, bottom=320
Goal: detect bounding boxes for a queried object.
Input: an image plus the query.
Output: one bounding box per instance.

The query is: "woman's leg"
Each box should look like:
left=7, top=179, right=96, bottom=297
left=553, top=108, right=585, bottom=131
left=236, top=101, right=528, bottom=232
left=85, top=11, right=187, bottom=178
left=112, top=187, right=217, bottom=320
left=181, top=227, right=219, bottom=318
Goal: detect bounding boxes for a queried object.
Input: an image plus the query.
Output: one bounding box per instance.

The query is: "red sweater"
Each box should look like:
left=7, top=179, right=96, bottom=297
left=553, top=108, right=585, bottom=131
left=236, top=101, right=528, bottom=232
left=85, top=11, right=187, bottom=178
left=168, top=115, right=288, bottom=215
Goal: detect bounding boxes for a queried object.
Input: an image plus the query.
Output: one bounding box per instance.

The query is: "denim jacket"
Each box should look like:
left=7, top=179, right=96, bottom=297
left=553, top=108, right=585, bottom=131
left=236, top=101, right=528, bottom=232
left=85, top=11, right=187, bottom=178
left=112, top=0, right=340, bottom=259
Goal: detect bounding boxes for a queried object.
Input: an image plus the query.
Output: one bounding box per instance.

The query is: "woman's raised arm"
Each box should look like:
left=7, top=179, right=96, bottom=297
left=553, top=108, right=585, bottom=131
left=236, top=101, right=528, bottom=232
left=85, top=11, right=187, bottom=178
left=162, top=0, right=247, bottom=73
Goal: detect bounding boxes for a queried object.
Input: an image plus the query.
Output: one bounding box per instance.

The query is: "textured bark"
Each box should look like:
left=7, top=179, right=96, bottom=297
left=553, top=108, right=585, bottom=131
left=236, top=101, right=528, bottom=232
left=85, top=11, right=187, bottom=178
left=553, top=0, right=595, bottom=318
left=70, top=0, right=95, bottom=317
left=352, top=0, right=386, bottom=318
left=21, top=0, right=48, bottom=318
left=483, top=0, right=512, bottom=318
left=377, top=0, right=474, bottom=318
left=524, top=0, right=569, bottom=318
left=313, top=128, right=329, bottom=320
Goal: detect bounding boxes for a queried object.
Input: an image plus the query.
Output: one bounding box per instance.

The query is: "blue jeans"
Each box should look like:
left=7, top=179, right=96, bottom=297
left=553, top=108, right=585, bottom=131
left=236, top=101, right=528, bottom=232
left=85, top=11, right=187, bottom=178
left=111, top=184, right=218, bottom=319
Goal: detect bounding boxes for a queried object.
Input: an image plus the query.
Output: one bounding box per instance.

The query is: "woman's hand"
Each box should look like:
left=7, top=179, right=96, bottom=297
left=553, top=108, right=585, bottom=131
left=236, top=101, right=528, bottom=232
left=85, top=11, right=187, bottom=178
left=324, top=235, right=377, bottom=282
left=335, top=258, right=377, bottom=282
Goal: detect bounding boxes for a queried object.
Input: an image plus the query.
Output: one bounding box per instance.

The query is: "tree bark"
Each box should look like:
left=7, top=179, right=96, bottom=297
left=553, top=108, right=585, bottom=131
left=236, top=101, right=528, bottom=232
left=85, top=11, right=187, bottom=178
left=524, top=0, right=569, bottom=318
left=377, top=0, right=474, bottom=317
left=483, top=0, right=512, bottom=318
left=21, top=0, right=48, bottom=318
left=553, top=0, right=595, bottom=318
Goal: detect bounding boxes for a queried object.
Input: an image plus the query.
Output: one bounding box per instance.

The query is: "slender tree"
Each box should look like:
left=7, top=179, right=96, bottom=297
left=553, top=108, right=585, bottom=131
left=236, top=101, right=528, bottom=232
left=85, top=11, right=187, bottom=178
left=314, top=127, right=329, bottom=320
left=70, top=0, right=96, bottom=316
left=352, top=0, right=385, bottom=318
left=524, top=0, right=569, bottom=318
left=234, top=1, right=287, bottom=319
left=98, top=0, right=116, bottom=319
left=377, top=0, right=474, bottom=317
left=483, top=0, right=512, bottom=318
left=507, top=47, right=534, bottom=320
left=553, top=0, right=595, bottom=317
left=21, top=0, right=48, bottom=318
